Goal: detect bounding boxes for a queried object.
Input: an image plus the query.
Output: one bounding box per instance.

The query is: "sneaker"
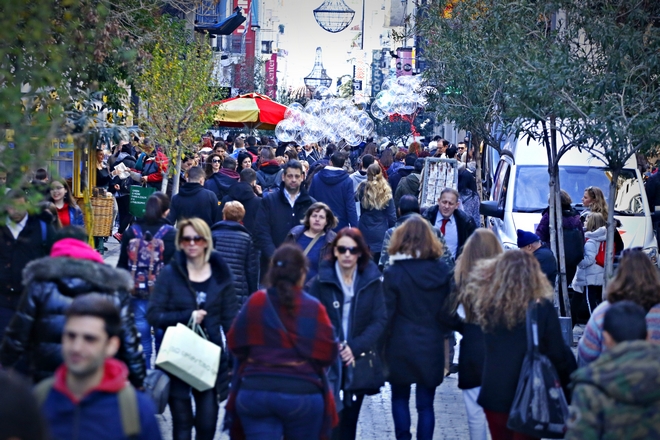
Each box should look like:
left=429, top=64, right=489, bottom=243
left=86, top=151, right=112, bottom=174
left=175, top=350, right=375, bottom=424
left=113, top=232, right=123, bottom=243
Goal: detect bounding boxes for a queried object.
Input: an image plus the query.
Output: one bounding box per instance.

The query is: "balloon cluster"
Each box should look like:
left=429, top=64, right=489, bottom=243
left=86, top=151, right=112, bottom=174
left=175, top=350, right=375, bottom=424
left=275, top=88, right=375, bottom=147
left=369, top=76, right=430, bottom=120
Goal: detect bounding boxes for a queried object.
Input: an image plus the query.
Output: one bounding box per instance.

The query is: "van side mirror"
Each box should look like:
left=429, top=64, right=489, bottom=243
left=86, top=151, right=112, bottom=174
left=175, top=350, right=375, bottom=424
left=480, top=200, right=504, bottom=220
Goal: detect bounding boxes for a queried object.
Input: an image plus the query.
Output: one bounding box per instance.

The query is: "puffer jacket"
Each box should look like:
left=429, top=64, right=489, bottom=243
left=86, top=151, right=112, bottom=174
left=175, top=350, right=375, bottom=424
left=211, top=220, right=259, bottom=308
left=0, top=257, right=146, bottom=387
left=567, top=341, right=660, bottom=440
left=572, top=226, right=606, bottom=292
left=147, top=250, right=238, bottom=400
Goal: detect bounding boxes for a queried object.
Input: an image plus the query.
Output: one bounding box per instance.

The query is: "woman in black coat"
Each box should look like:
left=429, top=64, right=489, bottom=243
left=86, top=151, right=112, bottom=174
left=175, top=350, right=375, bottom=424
left=147, top=218, right=238, bottom=440
left=211, top=201, right=259, bottom=308
left=462, top=250, right=577, bottom=440
left=309, top=227, right=387, bottom=440
left=0, top=232, right=145, bottom=387
left=356, top=163, right=396, bottom=263
left=382, top=216, right=453, bottom=440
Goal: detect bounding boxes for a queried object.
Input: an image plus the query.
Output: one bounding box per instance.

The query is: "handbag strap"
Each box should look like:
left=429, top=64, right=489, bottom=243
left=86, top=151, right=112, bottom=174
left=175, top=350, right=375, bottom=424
left=525, top=300, right=540, bottom=354
left=303, top=232, right=324, bottom=256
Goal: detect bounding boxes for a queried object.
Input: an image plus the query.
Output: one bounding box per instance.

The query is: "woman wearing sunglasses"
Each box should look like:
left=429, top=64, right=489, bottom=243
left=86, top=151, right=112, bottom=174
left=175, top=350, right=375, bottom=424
left=204, top=153, right=223, bottom=179
left=148, top=217, right=238, bottom=440
left=309, top=227, right=387, bottom=440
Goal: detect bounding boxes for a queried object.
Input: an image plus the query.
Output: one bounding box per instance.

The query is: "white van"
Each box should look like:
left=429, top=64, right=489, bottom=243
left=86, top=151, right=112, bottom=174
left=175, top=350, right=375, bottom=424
left=480, top=133, right=659, bottom=265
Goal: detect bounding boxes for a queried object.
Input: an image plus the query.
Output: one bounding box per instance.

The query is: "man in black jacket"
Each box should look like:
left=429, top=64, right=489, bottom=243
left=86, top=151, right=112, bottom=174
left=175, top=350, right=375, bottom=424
left=222, top=168, right=261, bottom=236
left=0, top=189, right=54, bottom=341
left=168, top=166, right=220, bottom=228
left=388, top=153, right=417, bottom=195
left=517, top=229, right=558, bottom=287
left=422, top=188, right=477, bottom=259
left=255, top=160, right=315, bottom=265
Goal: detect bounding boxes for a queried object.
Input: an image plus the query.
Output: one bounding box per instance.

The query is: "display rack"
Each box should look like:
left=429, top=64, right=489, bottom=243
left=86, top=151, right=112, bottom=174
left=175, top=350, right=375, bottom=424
left=419, top=158, right=459, bottom=208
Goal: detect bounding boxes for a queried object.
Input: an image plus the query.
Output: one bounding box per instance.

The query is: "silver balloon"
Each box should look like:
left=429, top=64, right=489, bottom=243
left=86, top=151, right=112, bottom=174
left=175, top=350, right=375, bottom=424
left=370, top=101, right=387, bottom=120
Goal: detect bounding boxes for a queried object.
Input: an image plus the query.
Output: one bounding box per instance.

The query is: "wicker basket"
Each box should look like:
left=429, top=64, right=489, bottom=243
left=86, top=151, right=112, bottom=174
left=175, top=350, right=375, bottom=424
left=91, top=195, right=114, bottom=237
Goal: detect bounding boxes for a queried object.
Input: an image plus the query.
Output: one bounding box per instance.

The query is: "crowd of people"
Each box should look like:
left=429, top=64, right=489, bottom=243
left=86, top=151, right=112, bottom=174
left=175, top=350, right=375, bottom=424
left=0, top=132, right=659, bottom=440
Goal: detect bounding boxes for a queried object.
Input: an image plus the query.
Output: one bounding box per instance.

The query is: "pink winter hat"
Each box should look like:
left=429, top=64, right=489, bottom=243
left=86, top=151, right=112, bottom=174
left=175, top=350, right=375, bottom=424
left=50, top=238, right=104, bottom=264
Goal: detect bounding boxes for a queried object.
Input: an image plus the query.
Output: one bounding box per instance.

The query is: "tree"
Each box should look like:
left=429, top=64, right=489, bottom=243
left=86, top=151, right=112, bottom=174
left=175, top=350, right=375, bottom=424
left=137, top=17, right=218, bottom=195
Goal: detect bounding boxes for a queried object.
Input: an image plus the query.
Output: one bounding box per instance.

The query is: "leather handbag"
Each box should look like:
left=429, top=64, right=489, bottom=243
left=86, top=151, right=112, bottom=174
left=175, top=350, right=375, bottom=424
left=344, top=349, right=385, bottom=396
left=143, top=369, right=170, bottom=414
left=507, top=301, right=570, bottom=438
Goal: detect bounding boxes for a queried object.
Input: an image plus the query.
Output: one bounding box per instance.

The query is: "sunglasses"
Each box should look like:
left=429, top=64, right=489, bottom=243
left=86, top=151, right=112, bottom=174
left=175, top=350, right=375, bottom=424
left=212, top=159, right=222, bottom=163
left=180, top=236, right=206, bottom=245
left=336, top=245, right=360, bottom=255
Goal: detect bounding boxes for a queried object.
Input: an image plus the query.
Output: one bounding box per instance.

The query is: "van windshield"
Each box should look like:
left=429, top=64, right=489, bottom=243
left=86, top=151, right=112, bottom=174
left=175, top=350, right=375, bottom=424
left=513, top=166, right=644, bottom=216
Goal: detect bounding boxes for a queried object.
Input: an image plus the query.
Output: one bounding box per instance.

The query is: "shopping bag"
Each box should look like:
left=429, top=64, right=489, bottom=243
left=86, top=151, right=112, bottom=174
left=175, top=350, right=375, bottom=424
left=128, top=185, right=156, bottom=218
left=155, top=321, right=221, bottom=391
left=507, top=302, right=569, bottom=438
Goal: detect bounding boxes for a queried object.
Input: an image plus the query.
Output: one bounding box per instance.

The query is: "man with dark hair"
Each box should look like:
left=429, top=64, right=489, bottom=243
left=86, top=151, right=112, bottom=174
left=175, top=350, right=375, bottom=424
left=308, top=152, right=358, bottom=230
left=255, top=160, right=315, bottom=269
left=379, top=195, right=453, bottom=271
left=567, top=301, right=660, bottom=440
left=37, top=294, right=161, bottom=440
left=388, top=153, right=417, bottom=194
left=517, top=229, right=558, bottom=286
left=422, top=187, right=477, bottom=259
left=205, top=155, right=239, bottom=201
left=230, top=136, right=247, bottom=159
left=245, top=135, right=259, bottom=158
left=394, top=157, right=425, bottom=208
left=349, top=154, right=374, bottom=216
left=169, top=166, right=220, bottom=228
left=222, top=167, right=261, bottom=235
left=0, top=189, right=54, bottom=341
left=179, top=154, right=195, bottom=185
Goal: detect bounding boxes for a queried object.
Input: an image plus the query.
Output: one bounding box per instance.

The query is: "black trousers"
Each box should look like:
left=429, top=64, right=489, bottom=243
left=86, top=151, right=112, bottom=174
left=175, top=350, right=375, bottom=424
left=116, top=195, right=133, bottom=234
left=332, top=393, right=365, bottom=440
left=168, top=388, right=219, bottom=440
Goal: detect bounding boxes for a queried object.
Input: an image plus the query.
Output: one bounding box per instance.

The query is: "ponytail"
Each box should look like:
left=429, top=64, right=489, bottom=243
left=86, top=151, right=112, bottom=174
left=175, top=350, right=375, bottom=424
left=267, top=244, right=307, bottom=313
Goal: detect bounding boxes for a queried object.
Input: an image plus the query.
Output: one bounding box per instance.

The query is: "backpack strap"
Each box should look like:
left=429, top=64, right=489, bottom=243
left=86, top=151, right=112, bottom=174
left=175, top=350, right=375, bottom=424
left=132, top=224, right=143, bottom=239
left=118, top=384, right=141, bottom=438
left=39, top=220, right=47, bottom=243
left=34, top=376, right=56, bottom=406
left=153, top=224, right=174, bottom=240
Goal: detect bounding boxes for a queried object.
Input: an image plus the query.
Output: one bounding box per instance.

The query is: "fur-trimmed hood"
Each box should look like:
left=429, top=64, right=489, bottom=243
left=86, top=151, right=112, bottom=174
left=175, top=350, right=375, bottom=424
left=22, top=256, right=132, bottom=293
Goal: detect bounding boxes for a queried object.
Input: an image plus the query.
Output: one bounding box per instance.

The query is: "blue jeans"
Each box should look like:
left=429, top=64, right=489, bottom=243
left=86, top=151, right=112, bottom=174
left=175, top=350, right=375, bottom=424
left=391, top=383, right=437, bottom=440
left=236, top=389, right=324, bottom=440
left=131, top=298, right=162, bottom=369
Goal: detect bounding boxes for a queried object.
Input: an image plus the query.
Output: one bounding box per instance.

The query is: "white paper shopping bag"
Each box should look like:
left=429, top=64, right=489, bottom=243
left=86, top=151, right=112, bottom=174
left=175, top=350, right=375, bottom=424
left=155, top=323, right=221, bottom=391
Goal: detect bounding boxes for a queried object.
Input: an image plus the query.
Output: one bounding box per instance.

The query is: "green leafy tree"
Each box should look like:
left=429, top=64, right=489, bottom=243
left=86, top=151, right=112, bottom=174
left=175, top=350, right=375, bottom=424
left=137, top=18, right=218, bottom=194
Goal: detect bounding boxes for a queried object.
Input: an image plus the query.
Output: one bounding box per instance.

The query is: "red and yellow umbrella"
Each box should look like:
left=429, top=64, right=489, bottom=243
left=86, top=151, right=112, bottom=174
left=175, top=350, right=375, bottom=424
left=212, top=93, right=287, bottom=130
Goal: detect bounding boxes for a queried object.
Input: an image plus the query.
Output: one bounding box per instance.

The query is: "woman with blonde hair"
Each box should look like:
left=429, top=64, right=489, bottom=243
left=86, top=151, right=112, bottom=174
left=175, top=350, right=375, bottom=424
left=451, top=229, right=503, bottom=440
left=148, top=217, right=238, bottom=440
left=578, top=248, right=660, bottom=366
left=465, top=250, right=577, bottom=440
left=357, top=163, right=396, bottom=264
left=571, top=212, right=606, bottom=320
left=383, top=215, right=452, bottom=440
left=580, top=186, right=608, bottom=224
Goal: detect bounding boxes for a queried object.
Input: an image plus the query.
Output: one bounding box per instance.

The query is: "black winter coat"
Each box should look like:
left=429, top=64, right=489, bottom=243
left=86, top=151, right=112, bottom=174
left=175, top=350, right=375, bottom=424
left=221, top=182, right=261, bottom=236
left=116, top=218, right=177, bottom=271
left=167, top=182, right=220, bottom=228
left=383, top=258, right=453, bottom=388
left=356, top=187, right=396, bottom=253
left=422, top=205, right=477, bottom=258
left=211, top=220, right=259, bottom=308
left=478, top=299, right=577, bottom=413
left=254, top=183, right=315, bottom=259
left=147, top=250, right=238, bottom=400
left=0, top=257, right=146, bottom=386
left=204, top=170, right=239, bottom=201
left=388, top=166, right=413, bottom=195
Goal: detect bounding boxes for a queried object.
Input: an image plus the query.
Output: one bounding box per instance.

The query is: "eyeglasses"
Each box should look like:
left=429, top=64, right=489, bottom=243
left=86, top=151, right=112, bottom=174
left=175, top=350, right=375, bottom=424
left=180, top=236, right=206, bottom=245
left=336, top=245, right=360, bottom=255
left=212, top=159, right=222, bottom=163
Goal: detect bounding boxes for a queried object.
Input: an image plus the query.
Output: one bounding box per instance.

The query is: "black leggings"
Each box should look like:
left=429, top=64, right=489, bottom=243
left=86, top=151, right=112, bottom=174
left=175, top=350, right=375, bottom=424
left=169, top=388, right=219, bottom=440
left=116, top=195, right=133, bottom=234
left=332, top=393, right=365, bottom=440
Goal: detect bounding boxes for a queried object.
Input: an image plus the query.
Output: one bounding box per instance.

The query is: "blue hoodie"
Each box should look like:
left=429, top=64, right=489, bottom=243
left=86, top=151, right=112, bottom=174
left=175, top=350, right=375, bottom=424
left=309, top=167, right=358, bottom=230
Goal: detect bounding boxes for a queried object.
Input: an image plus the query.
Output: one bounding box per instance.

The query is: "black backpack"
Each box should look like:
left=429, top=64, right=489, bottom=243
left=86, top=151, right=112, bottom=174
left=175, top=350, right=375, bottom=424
left=562, top=226, right=584, bottom=268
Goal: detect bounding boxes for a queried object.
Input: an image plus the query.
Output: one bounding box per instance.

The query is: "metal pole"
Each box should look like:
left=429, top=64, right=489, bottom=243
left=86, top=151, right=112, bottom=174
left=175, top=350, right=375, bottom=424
left=361, top=0, right=365, bottom=50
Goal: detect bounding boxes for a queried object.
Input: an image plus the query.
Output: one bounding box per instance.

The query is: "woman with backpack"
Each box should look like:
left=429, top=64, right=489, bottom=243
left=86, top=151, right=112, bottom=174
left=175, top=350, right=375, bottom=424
left=148, top=217, right=238, bottom=440
left=117, top=192, right=176, bottom=368
left=571, top=213, right=607, bottom=320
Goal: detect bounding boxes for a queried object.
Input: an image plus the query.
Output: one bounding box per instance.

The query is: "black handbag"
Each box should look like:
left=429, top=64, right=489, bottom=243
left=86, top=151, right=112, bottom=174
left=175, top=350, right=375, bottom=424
left=344, top=349, right=385, bottom=396
left=144, top=369, right=170, bottom=414
left=507, top=301, right=570, bottom=438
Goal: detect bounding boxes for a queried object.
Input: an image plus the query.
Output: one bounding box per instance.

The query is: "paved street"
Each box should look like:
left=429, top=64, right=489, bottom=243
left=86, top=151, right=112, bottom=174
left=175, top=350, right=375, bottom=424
left=102, top=238, right=472, bottom=439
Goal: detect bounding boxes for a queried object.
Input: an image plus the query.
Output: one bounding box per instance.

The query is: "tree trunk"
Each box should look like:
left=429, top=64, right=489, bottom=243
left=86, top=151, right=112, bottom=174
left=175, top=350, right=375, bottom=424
left=160, top=172, right=168, bottom=193
left=604, top=169, right=619, bottom=287
left=543, top=125, right=561, bottom=309
left=172, top=142, right=182, bottom=196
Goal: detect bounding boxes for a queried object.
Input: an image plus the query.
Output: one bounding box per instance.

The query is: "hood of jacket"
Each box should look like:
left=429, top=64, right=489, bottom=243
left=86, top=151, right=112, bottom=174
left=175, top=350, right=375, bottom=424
left=394, top=213, right=420, bottom=228
left=53, top=358, right=128, bottom=404
left=179, top=181, right=205, bottom=196
left=399, top=173, right=420, bottom=192
left=318, top=168, right=349, bottom=186
left=211, top=220, right=250, bottom=235
left=350, top=171, right=367, bottom=186
left=390, top=257, right=450, bottom=290
left=572, top=340, right=660, bottom=405
left=585, top=225, right=607, bottom=242
left=226, top=181, right=257, bottom=203
left=259, top=160, right=281, bottom=174
left=22, top=256, right=132, bottom=293
left=218, top=168, right=240, bottom=180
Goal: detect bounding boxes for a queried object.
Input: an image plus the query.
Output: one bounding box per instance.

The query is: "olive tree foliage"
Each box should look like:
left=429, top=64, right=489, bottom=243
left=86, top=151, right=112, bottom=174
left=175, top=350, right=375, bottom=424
left=136, top=18, right=217, bottom=195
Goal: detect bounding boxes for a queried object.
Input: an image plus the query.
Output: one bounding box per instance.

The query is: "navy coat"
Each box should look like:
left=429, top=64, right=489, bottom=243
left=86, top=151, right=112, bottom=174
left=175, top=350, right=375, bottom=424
left=308, top=168, right=359, bottom=230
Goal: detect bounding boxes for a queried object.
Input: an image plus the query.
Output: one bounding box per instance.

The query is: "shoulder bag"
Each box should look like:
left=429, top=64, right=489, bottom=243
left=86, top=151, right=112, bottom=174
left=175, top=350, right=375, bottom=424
left=507, top=301, right=570, bottom=438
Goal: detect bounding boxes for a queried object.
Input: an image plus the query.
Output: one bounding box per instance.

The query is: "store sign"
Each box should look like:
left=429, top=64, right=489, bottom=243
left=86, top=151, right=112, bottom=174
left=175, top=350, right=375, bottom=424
left=265, top=53, right=278, bottom=99
left=371, top=50, right=384, bottom=97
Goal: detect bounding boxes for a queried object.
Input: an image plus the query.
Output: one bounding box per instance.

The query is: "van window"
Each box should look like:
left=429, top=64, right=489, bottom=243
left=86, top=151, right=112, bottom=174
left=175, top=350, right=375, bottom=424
left=493, top=161, right=510, bottom=209
left=513, top=166, right=643, bottom=215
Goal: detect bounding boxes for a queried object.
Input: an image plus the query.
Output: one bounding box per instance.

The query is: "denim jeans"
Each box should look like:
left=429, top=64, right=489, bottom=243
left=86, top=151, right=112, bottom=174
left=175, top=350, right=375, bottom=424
left=131, top=298, right=162, bottom=369
left=391, top=383, right=437, bottom=440
left=462, top=387, right=488, bottom=440
left=236, top=389, right=324, bottom=440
